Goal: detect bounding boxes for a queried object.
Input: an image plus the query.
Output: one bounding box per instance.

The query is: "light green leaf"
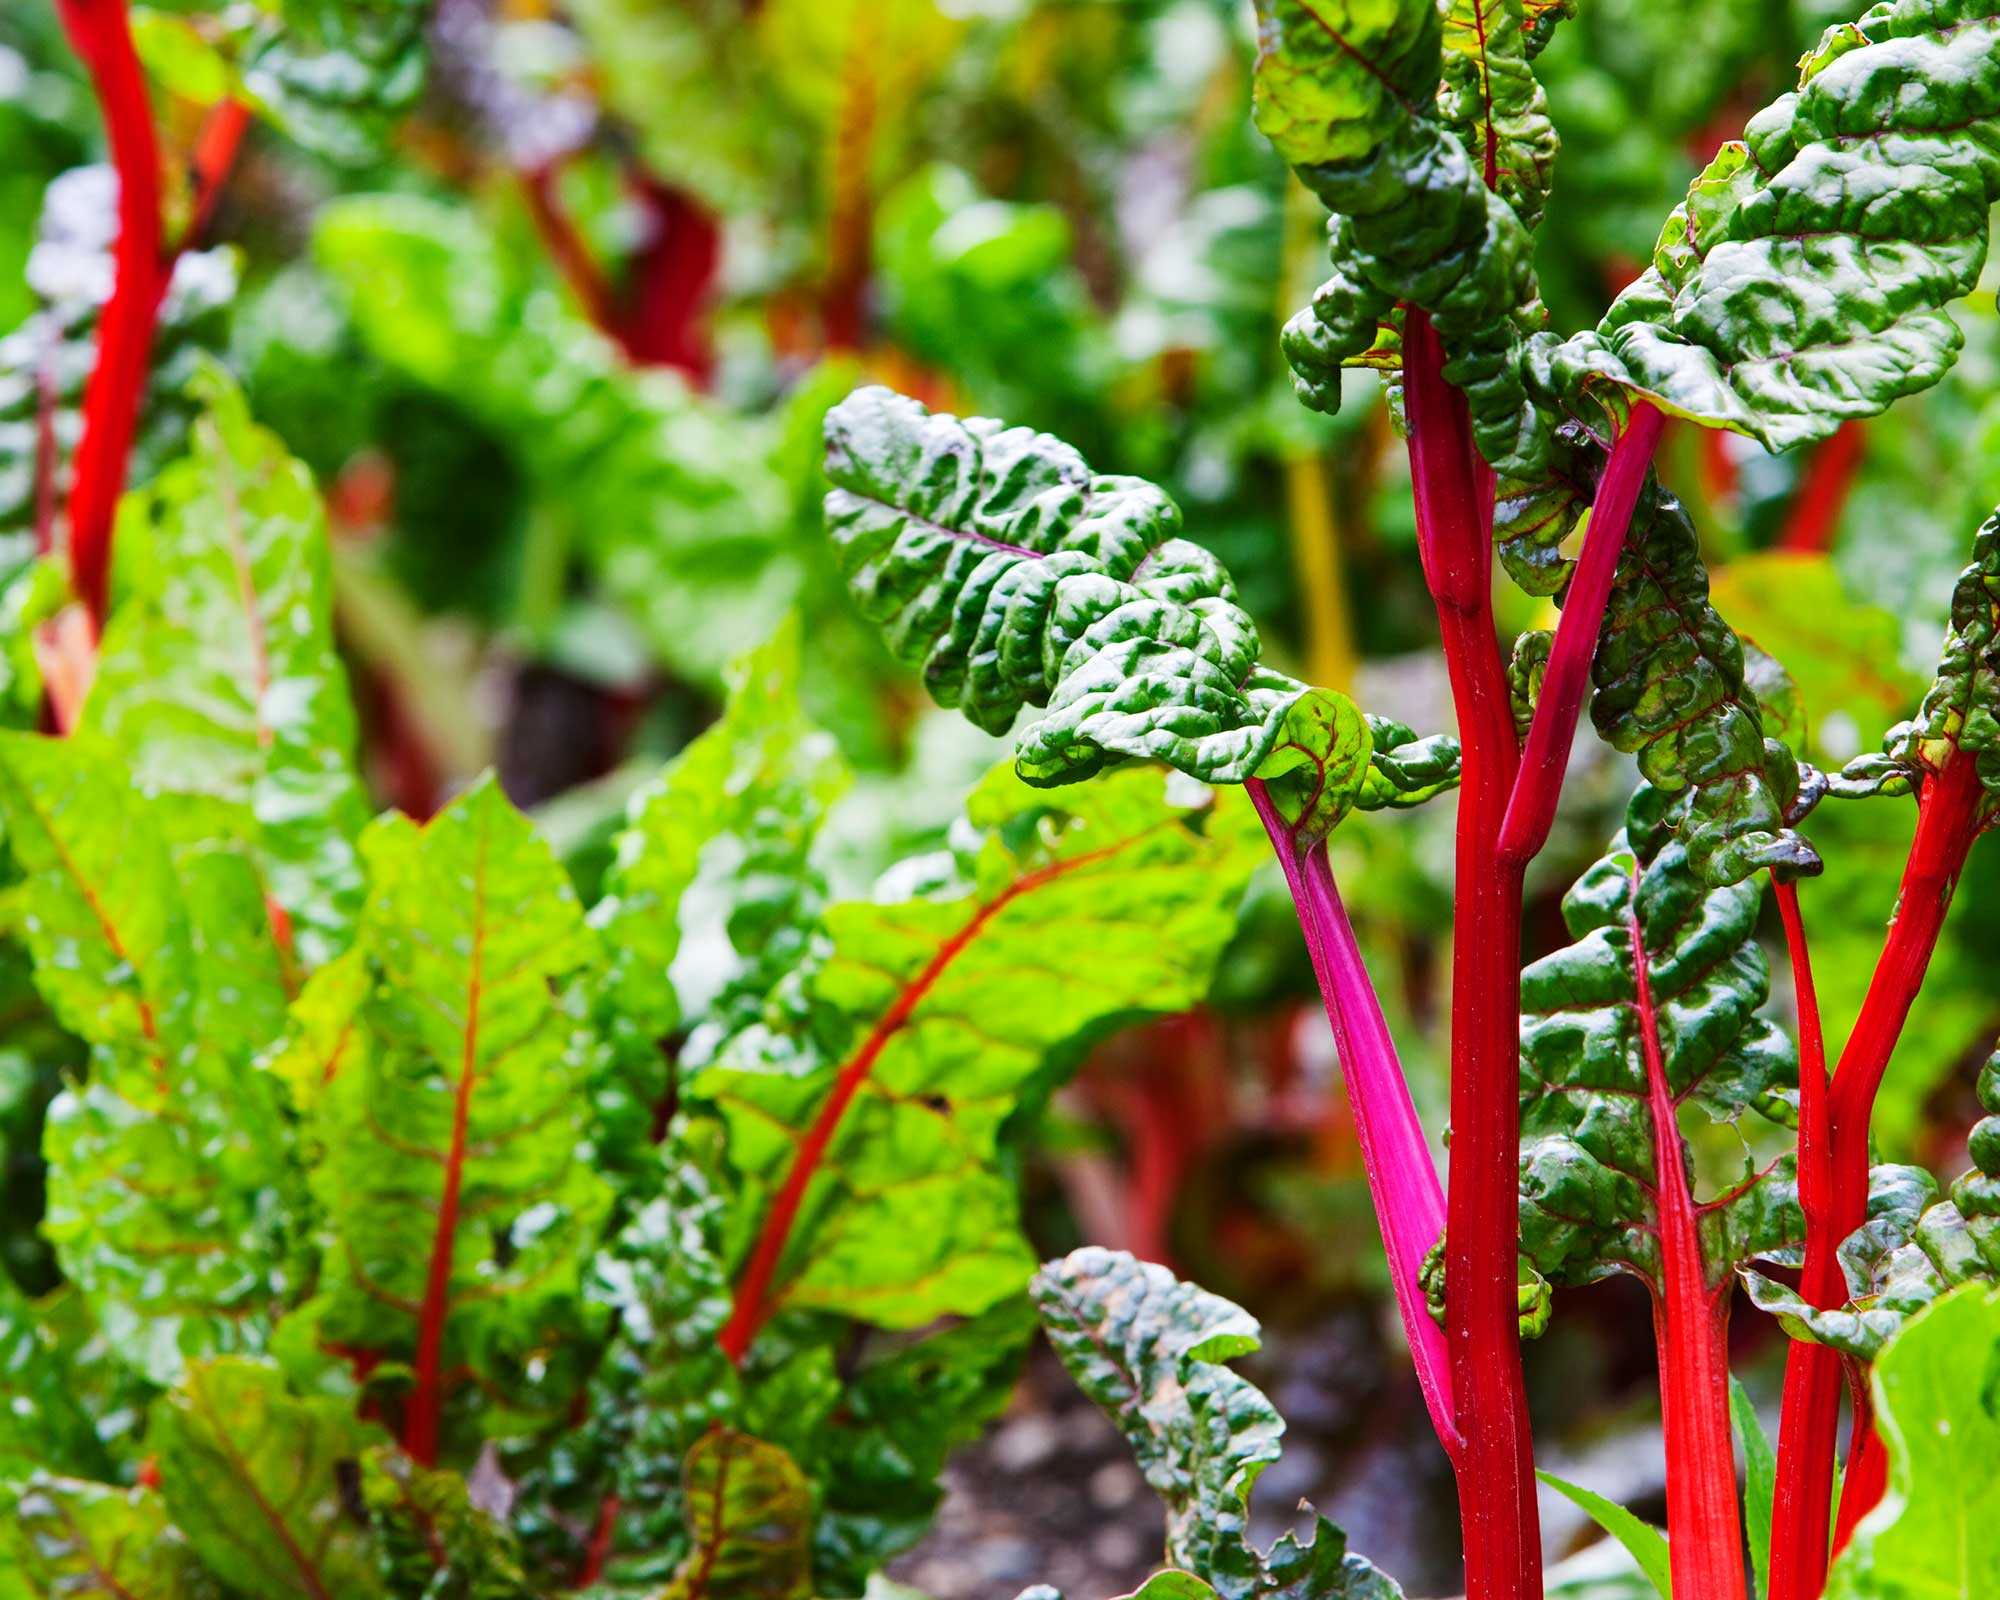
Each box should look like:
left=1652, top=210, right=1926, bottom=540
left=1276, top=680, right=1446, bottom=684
left=305, top=777, right=611, bottom=1443
left=151, top=1357, right=386, bottom=1598
left=1707, top=554, right=1920, bottom=769
left=0, top=1474, right=216, bottom=1598
left=129, top=10, right=234, bottom=105
left=658, top=1428, right=813, bottom=1600
left=314, top=194, right=797, bottom=691
left=87, top=362, right=368, bottom=969
left=703, top=764, right=1261, bottom=1333
left=1536, top=1469, right=1672, bottom=1600
left=0, top=733, right=294, bottom=1382
left=566, top=0, right=789, bottom=214
left=1824, top=1281, right=2000, bottom=1599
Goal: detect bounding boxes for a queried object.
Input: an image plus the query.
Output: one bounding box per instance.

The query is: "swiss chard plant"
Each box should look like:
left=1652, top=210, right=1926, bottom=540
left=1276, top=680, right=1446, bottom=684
left=10, top=0, right=2000, bottom=1598
left=0, top=359, right=1268, bottom=1594
left=800, top=3, right=2000, bottom=1599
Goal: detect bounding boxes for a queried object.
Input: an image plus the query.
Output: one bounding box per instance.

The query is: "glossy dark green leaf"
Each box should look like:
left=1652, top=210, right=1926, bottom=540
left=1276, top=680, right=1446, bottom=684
left=1251, top=0, right=1546, bottom=470
left=151, top=1357, right=387, bottom=1598
left=0, top=1281, right=130, bottom=1481
left=1742, top=1055, right=2000, bottom=1362
left=1354, top=716, right=1462, bottom=812
left=360, top=1449, right=539, bottom=1598
left=564, top=0, right=787, bottom=214
left=543, top=1141, right=1029, bottom=1594
left=821, top=386, right=1452, bottom=842
left=1519, top=786, right=1802, bottom=1293
left=591, top=621, right=848, bottom=1180
left=1032, top=1247, right=1402, bottom=1600
left=1591, top=479, right=1821, bottom=884
left=1551, top=1, right=2000, bottom=452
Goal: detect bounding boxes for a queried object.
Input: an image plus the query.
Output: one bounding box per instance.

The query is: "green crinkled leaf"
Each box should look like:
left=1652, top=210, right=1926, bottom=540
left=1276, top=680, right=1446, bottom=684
left=1032, top=1247, right=1401, bottom=1600
left=701, top=763, right=1261, bottom=1333
left=1521, top=0, right=1576, bottom=55
left=151, top=1357, right=387, bottom=1598
left=1509, top=630, right=1553, bottom=738
left=1519, top=786, right=1801, bottom=1293
left=1823, top=1280, right=2000, bottom=1600
left=823, top=385, right=1284, bottom=772
left=1833, top=503, right=2000, bottom=807
left=0, top=733, right=295, bottom=1383
left=820, top=386, right=1452, bottom=839
left=0, top=1473, right=217, bottom=1598
left=1591, top=477, right=1821, bottom=885
left=1440, top=0, right=1562, bottom=230
left=658, top=1428, right=814, bottom=1600
left=1551, top=0, right=2000, bottom=452
left=360, top=1449, right=539, bottom=1598
left=1742, top=1057, right=2000, bottom=1362
left=85, top=363, right=367, bottom=969
left=265, top=946, right=369, bottom=1118
left=0, top=164, right=235, bottom=550
left=1354, top=715, right=1463, bottom=812
left=304, top=777, right=611, bottom=1443
left=1252, top=1, right=1546, bottom=471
